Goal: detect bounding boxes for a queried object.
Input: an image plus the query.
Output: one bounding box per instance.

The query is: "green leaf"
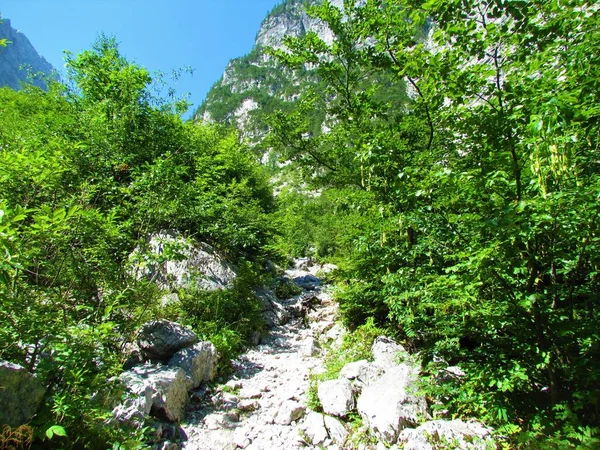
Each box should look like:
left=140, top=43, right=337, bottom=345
left=46, top=425, right=67, bottom=439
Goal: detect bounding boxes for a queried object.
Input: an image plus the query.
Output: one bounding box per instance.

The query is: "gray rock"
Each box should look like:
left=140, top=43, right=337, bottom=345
left=275, top=400, right=305, bottom=425
left=237, top=399, right=260, bottom=412
left=239, top=387, right=263, bottom=399
left=302, top=412, right=328, bottom=445
left=137, top=320, right=199, bottom=360
left=357, top=364, right=429, bottom=443
left=318, top=379, right=355, bottom=417
left=324, top=323, right=347, bottom=348
left=0, top=19, right=55, bottom=90
left=397, top=419, right=494, bottom=450
left=0, top=361, right=45, bottom=427
left=234, top=426, right=252, bottom=448
left=130, top=231, right=237, bottom=291
left=340, top=360, right=384, bottom=387
left=301, top=337, right=320, bottom=357
left=131, top=365, right=189, bottom=422
left=372, top=336, right=409, bottom=369
left=293, top=274, right=321, bottom=290
left=324, top=415, right=348, bottom=444
left=255, top=287, right=290, bottom=327
left=113, top=371, right=154, bottom=425
left=122, top=342, right=145, bottom=370
left=168, top=341, right=218, bottom=389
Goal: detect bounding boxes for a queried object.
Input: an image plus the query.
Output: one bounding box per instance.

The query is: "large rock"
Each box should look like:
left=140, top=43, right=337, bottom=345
left=317, top=379, right=355, bottom=417
left=137, top=320, right=199, bottom=360
left=340, top=360, right=384, bottom=387
left=324, top=415, right=349, bottom=444
left=130, top=231, right=236, bottom=291
left=293, top=274, right=321, bottom=291
left=255, top=287, right=290, bottom=328
left=302, top=412, right=328, bottom=445
left=115, top=363, right=192, bottom=424
left=397, top=419, right=494, bottom=450
left=168, top=341, right=218, bottom=390
left=372, top=336, right=409, bottom=369
left=357, top=364, right=429, bottom=443
left=0, top=361, right=45, bottom=427
left=113, top=371, right=154, bottom=425
left=133, top=365, right=189, bottom=422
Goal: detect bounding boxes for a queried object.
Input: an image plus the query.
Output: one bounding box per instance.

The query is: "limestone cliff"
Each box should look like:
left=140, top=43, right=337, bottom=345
left=0, top=18, right=55, bottom=90
left=193, top=0, right=342, bottom=149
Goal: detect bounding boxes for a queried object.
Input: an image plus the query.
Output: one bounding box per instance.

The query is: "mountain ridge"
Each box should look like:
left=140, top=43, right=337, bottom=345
left=0, top=17, right=55, bottom=90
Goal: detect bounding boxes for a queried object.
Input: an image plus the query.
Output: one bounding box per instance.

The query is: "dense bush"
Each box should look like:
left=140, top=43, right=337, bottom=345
left=270, top=0, right=600, bottom=447
left=0, top=36, right=275, bottom=448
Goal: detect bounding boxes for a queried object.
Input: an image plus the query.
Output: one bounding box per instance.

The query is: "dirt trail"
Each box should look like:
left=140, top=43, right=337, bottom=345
left=181, top=265, right=341, bottom=450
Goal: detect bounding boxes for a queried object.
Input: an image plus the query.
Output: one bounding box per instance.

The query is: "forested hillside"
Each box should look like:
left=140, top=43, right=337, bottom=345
left=0, top=0, right=599, bottom=448
left=0, top=37, right=276, bottom=448
left=265, top=0, right=600, bottom=448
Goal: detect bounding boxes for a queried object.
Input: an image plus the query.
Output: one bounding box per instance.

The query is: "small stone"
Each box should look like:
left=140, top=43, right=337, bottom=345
left=275, top=400, right=305, bottom=425
left=226, top=379, right=243, bottom=390
left=238, top=399, right=260, bottom=412
left=225, top=411, right=240, bottom=422
left=239, top=387, right=263, bottom=399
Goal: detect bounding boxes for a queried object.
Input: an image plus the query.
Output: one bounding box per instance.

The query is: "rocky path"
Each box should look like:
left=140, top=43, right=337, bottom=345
left=180, top=264, right=341, bottom=450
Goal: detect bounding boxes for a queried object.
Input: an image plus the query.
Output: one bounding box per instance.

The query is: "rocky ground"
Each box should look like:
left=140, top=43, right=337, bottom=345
left=180, top=262, right=341, bottom=450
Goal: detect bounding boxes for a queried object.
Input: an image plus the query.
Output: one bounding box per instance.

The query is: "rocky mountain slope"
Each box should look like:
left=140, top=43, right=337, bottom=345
left=0, top=18, right=54, bottom=90
left=193, top=0, right=342, bottom=151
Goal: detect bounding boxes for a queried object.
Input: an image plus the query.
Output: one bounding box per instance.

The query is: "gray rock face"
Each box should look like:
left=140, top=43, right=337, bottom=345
left=0, top=18, right=54, bottom=90
left=113, top=371, right=154, bottom=425
left=397, top=419, right=494, bottom=450
left=255, top=286, right=290, bottom=328
left=0, top=361, right=45, bottom=427
left=317, top=378, right=355, bottom=417
left=137, top=320, right=199, bottom=360
left=168, top=341, right=218, bottom=390
left=195, top=0, right=345, bottom=148
left=117, top=365, right=189, bottom=423
left=130, top=231, right=237, bottom=291
left=357, top=364, right=430, bottom=444
left=255, top=0, right=342, bottom=50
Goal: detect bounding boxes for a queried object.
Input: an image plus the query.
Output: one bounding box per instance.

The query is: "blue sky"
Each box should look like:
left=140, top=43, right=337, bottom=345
left=0, top=0, right=283, bottom=117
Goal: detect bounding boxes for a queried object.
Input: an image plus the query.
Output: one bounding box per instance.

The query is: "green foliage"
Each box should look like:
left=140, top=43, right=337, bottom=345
left=274, top=277, right=302, bottom=299
left=307, top=318, right=385, bottom=410
left=271, top=0, right=600, bottom=446
left=0, top=35, right=276, bottom=448
left=166, top=267, right=266, bottom=370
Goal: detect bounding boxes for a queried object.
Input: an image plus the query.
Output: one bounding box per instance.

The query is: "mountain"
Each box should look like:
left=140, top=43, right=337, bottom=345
left=0, top=18, right=55, bottom=90
left=193, top=0, right=343, bottom=150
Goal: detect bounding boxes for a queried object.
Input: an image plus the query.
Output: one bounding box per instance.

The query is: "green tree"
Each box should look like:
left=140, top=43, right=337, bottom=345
left=271, top=0, right=600, bottom=446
